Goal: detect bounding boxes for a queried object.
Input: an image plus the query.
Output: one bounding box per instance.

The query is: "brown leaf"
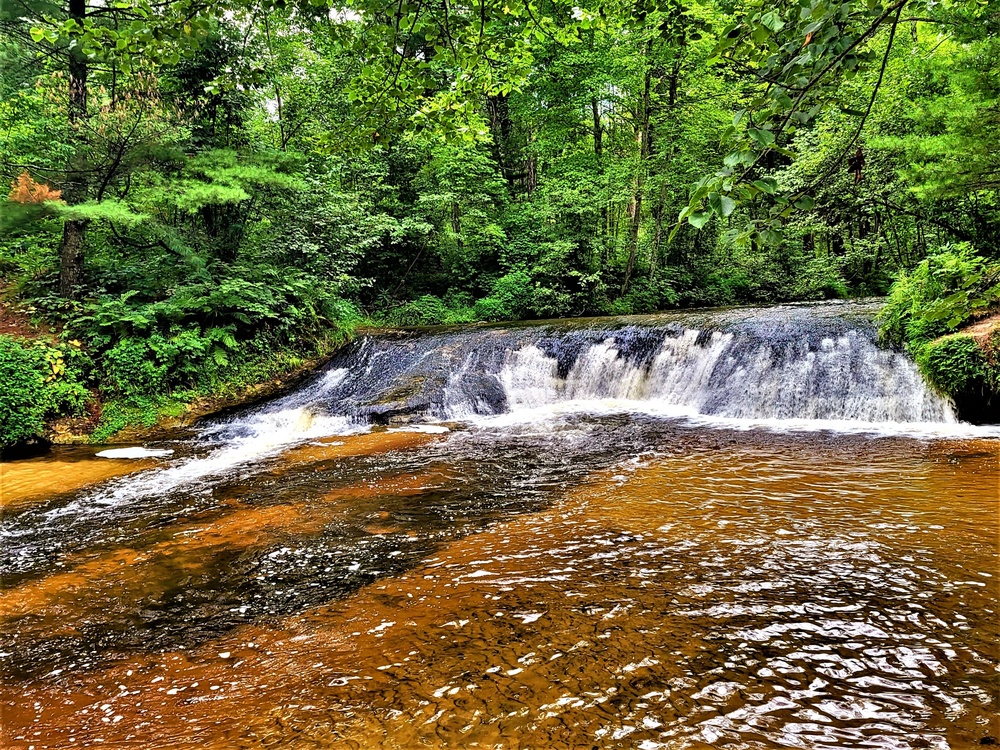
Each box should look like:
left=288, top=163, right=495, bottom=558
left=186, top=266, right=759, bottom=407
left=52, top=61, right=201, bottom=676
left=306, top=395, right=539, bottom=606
left=8, top=172, right=62, bottom=204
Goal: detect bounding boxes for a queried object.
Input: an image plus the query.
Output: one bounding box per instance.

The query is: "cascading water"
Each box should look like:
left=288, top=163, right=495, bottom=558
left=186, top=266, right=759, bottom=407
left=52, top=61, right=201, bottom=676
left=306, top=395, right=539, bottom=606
left=450, top=326, right=948, bottom=423
left=86, top=300, right=990, bottom=496
left=11, top=300, right=979, bottom=526
left=6, top=301, right=1000, bottom=750
left=275, top=299, right=957, bottom=428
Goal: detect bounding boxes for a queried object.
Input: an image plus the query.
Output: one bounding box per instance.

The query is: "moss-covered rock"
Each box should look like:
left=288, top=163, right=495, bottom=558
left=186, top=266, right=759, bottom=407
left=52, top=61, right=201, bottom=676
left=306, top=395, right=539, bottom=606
left=918, top=324, right=1000, bottom=424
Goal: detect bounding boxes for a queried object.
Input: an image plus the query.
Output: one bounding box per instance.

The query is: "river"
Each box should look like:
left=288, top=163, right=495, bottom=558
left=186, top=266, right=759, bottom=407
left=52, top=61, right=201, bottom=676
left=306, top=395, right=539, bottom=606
left=1, top=301, right=998, bottom=749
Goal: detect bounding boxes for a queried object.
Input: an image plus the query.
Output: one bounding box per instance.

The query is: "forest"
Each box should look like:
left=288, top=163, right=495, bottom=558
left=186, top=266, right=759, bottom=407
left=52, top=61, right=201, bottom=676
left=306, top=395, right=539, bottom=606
left=1, top=0, right=999, bottom=446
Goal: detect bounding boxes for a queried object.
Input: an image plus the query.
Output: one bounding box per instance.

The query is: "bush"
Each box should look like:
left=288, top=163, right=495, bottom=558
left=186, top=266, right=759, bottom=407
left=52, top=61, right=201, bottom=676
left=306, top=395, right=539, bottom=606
left=789, top=257, right=850, bottom=300
left=103, top=337, right=170, bottom=398
left=473, top=270, right=534, bottom=321
left=878, top=244, right=1000, bottom=350
left=0, top=336, right=88, bottom=448
left=380, top=295, right=476, bottom=326
left=878, top=245, right=1000, bottom=414
left=916, top=335, right=991, bottom=395
left=603, top=276, right=679, bottom=316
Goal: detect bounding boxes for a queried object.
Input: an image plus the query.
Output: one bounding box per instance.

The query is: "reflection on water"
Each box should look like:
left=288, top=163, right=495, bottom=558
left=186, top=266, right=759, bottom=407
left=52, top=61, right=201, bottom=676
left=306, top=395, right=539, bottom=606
left=0, top=447, right=156, bottom=513
left=1, top=419, right=998, bottom=749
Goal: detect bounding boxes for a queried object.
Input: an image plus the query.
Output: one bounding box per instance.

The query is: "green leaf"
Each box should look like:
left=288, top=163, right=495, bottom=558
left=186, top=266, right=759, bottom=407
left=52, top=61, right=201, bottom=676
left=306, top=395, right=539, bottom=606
left=752, top=178, right=778, bottom=195
left=759, top=10, right=785, bottom=32
left=688, top=211, right=712, bottom=229
left=748, top=128, right=775, bottom=147
left=29, top=27, right=46, bottom=43
left=760, top=228, right=784, bottom=245
left=708, top=192, right=736, bottom=218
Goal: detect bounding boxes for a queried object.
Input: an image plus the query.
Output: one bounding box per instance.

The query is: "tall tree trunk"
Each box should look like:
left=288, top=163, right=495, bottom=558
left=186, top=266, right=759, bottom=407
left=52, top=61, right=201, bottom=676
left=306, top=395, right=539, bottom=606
left=649, top=183, right=667, bottom=280
left=59, top=0, right=89, bottom=298
left=657, top=58, right=683, bottom=270
left=622, top=54, right=653, bottom=294
left=592, top=97, right=609, bottom=272
left=486, top=93, right=516, bottom=189
left=591, top=98, right=603, bottom=162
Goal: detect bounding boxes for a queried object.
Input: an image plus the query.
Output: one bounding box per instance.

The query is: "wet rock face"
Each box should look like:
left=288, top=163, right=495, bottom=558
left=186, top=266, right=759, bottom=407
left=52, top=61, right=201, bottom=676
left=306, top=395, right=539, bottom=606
left=278, top=300, right=953, bottom=427
left=949, top=388, right=1000, bottom=425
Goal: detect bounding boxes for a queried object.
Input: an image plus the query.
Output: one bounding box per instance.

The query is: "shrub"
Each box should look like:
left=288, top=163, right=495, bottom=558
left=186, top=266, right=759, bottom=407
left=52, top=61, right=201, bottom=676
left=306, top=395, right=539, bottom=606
left=380, top=294, right=478, bottom=326
left=473, top=270, right=534, bottom=321
left=878, top=244, right=1000, bottom=350
left=878, top=245, right=1000, bottom=413
left=0, top=336, right=88, bottom=448
left=612, top=276, right=679, bottom=315
left=103, top=337, right=169, bottom=398
left=916, top=335, right=990, bottom=396
left=384, top=295, right=452, bottom=326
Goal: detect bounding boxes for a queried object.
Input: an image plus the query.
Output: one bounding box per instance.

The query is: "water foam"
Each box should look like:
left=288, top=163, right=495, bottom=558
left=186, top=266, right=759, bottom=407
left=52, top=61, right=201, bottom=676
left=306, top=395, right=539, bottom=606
left=42, top=304, right=999, bottom=519
left=474, top=328, right=954, bottom=426
left=51, top=369, right=365, bottom=516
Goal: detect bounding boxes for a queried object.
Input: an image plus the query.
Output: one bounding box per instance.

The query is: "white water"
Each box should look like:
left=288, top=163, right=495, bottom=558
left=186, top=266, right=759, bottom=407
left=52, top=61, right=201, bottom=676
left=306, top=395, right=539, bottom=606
left=47, top=370, right=365, bottom=516
left=42, top=305, right=1000, bottom=517
left=96, top=448, right=175, bottom=459
left=446, top=328, right=959, bottom=431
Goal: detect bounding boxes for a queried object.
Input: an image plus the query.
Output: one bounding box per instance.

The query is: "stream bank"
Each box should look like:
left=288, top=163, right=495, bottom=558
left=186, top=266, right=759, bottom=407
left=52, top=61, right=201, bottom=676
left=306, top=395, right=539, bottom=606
left=917, top=313, right=1000, bottom=424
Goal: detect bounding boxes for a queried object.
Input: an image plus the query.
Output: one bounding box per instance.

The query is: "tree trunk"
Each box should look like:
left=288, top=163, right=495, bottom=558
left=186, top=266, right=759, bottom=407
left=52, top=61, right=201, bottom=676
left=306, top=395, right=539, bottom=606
left=591, top=98, right=603, bottom=163
left=486, top=93, right=516, bottom=189
left=622, top=55, right=653, bottom=294
left=59, top=0, right=89, bottom=298
left=592, top=97, right=609, bottom=272
left=649, top=183, right=667, bottom=280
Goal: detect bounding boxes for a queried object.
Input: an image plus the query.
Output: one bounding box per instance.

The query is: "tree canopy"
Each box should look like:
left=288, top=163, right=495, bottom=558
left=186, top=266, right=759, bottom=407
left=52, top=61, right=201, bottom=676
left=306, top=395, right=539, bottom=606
left=2, top=0, right=999, bottom=442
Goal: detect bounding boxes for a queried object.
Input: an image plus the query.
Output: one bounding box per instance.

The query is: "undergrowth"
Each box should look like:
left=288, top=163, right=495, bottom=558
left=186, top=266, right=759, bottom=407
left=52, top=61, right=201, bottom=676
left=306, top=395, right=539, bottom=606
left=0, top=336, right=89, bottom=448
left=879, top=244, right=1000, bottom=408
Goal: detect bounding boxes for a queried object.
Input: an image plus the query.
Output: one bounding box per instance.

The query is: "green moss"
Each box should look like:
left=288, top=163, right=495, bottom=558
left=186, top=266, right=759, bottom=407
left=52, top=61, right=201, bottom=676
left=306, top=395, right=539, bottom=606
left=90, top=397, right=172, bottom=444
left=374, top=376, right=428, bottom=405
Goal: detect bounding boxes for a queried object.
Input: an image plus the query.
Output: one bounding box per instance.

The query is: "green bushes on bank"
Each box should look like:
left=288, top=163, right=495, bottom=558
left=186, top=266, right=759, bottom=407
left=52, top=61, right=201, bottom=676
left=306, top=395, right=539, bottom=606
left=71, top=269, right=360, bottom=440
left=879, top=244, right=1000, bottom=412
left=0, top=261, right=361, bottom=446
left=916, top=334, right=994, bottom=396
left=878, top=244, right=1000, bottom=349
left=0, top=336, right=89, bottom=448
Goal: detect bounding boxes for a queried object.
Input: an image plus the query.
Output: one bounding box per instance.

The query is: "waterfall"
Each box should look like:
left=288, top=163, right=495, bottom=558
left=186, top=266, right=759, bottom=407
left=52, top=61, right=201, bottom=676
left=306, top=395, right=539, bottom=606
left=307, top=302, right=957, bottom=427
left=464, top=327, right=951, bottom=424
left=4, top=301, right=986, bottom=552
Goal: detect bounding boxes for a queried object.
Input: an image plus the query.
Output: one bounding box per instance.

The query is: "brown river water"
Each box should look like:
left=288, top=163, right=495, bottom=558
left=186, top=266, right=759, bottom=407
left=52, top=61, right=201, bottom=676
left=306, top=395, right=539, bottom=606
left=1, top=305, right=999, bottom=748
left=2, top=424, right=997, bottom=749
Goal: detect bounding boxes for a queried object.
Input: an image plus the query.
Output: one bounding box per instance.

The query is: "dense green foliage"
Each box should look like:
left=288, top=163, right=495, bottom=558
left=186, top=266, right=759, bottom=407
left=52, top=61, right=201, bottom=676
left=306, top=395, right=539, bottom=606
left=0, top=336, right=88, bottom=447
left=879, top=246, right=1000, bottom=349
left=879, top=246, right=1000, bottom=410
left=1, top=0, right=999, bottom=442
left=915, top=335, right=993, bottom=400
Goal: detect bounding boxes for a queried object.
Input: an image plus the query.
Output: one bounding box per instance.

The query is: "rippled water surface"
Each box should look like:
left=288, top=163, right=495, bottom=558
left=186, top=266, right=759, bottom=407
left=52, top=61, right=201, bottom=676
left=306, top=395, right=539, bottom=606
left=2, top=417, right=998, bottom=749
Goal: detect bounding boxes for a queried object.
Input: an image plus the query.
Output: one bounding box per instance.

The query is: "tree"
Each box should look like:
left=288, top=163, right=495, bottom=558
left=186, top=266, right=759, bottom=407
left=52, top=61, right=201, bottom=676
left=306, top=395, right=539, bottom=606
left=676, top=0, right=996, bottom=245
left=3, top=0, right=214, bottom=296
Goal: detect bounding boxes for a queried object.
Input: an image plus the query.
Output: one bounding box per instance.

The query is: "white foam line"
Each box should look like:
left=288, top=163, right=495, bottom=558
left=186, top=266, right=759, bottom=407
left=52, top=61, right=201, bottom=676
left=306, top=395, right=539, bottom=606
left=40, top=412, right=368, bottom=521
left=461, top=399, right=1000, bottom=440
left=95, top=447, right=175, bottom=459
